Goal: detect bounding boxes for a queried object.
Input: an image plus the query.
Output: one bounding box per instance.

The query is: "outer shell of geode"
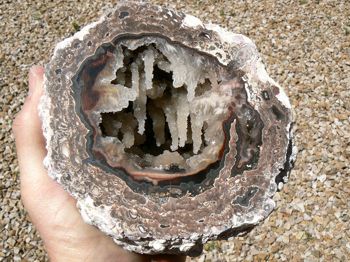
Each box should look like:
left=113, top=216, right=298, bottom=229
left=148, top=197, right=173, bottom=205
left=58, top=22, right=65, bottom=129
left=40, top=2, right=296, bottom=256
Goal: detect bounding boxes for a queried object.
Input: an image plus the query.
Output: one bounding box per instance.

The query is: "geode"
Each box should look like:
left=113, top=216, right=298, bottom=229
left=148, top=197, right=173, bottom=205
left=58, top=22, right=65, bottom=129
left=40, top=2, right=296, bottom=256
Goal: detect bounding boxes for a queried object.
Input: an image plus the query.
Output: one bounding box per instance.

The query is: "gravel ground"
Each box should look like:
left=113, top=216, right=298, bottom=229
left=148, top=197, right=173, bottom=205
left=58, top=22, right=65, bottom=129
left=1, top=0, right=349, bottom=261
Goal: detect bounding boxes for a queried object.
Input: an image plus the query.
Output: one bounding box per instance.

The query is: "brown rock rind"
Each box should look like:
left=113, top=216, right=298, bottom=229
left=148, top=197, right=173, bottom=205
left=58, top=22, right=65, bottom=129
left=40, top=2, right=295, bottom=256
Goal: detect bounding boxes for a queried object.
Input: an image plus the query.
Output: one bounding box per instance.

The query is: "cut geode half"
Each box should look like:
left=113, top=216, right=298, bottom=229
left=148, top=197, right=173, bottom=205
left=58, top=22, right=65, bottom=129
left=40, top=2, right=296, bottom=256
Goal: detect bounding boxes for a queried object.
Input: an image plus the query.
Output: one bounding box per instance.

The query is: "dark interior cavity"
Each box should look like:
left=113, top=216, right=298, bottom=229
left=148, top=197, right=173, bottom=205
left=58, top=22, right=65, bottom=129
left=72, top=35, right=264, bottom=197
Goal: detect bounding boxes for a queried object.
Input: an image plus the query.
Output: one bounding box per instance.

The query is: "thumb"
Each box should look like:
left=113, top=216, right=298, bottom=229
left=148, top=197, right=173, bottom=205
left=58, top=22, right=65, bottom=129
left=13, top=65, right=46, bottom=160
left=13, top=65, right=61, bottom=210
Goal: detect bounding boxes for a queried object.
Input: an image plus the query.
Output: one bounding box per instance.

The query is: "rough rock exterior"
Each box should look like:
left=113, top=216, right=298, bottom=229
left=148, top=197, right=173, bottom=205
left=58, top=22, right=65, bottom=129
left=40, top=2, right=295, bottom=256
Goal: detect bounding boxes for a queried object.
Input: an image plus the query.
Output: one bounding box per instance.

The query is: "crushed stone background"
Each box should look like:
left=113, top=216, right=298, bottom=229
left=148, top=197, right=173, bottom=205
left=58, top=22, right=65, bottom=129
left=1, top=0, right=349, bottom=261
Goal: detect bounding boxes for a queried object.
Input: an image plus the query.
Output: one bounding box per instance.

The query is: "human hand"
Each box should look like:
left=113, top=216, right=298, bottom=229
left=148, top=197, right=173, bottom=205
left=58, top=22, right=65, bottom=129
left=13, top=65, right=186, bottom=262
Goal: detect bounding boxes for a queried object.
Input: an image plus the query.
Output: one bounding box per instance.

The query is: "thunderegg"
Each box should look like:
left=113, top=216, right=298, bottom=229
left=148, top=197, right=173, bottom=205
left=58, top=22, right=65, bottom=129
left=41, top=2, right=296, bottom=257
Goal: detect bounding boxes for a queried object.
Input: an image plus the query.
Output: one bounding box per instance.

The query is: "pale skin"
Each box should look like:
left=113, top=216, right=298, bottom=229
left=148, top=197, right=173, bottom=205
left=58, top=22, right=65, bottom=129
left=13, top=66, right=186, bottom=262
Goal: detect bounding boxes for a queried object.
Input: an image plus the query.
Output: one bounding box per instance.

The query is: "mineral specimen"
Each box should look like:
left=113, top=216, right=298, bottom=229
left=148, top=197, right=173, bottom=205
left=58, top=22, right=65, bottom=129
left=40, top=2, right=296, bottom=256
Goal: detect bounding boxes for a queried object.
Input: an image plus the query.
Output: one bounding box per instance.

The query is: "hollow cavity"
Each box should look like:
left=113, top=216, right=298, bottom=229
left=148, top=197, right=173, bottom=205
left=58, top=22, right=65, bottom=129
left=81, top=36, right=240, bottom=183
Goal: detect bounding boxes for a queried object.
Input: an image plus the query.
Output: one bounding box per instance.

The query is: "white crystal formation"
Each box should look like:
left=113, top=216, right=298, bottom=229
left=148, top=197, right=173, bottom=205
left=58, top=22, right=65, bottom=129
left=92, top=37, right=229, bottom=175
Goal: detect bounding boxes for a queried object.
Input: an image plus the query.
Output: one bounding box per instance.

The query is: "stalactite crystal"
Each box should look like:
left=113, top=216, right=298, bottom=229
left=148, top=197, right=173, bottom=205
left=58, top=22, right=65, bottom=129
left=40, top=2, right=296, bottom=256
